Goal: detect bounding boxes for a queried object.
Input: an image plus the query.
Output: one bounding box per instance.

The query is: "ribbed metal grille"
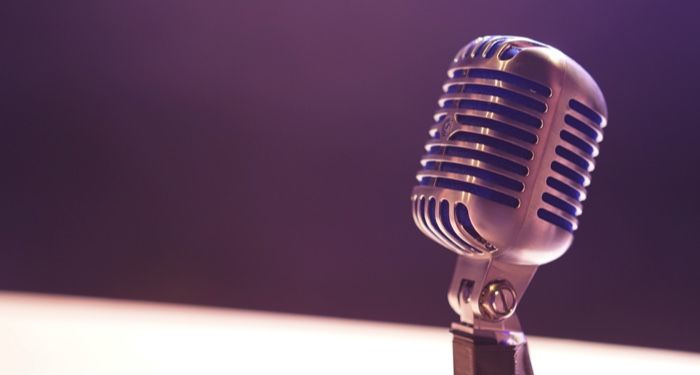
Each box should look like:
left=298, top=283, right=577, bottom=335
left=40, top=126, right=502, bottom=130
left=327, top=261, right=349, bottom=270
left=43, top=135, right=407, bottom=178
left=538, top=99, right=606, bottom=232
left=417, top=67, right=551, bottom=210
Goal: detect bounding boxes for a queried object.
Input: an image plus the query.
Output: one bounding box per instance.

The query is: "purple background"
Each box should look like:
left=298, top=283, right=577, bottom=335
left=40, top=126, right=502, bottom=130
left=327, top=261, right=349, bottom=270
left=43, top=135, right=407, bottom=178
left=3, top=0, right=700, bottom=352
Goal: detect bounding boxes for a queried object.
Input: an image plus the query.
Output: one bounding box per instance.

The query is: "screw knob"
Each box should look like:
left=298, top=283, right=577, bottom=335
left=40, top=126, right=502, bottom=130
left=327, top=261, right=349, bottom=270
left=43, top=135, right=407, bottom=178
left=479, top=281, right=517, bottom=320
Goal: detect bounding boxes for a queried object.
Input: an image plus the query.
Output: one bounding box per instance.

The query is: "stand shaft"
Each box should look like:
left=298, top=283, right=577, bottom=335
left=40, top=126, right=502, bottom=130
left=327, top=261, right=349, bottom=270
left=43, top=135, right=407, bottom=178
left=452, top=329, right=534, bottom=375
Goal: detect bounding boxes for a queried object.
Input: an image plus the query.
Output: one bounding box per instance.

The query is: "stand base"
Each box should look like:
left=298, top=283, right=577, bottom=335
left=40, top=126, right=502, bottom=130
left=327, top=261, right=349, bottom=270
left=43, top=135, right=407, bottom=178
left=452, top=328, right=534, bottom=375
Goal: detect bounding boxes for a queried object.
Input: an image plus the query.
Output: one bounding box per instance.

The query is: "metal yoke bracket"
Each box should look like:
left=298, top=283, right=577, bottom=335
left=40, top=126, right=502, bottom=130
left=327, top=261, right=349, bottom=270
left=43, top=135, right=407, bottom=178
left=446, top=255, right=539, bottom=375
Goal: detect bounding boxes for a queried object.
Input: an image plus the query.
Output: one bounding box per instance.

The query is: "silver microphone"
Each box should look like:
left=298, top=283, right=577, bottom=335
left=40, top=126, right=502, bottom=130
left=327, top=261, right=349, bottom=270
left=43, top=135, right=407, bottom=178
left=410, top=35, right=607, bottom=374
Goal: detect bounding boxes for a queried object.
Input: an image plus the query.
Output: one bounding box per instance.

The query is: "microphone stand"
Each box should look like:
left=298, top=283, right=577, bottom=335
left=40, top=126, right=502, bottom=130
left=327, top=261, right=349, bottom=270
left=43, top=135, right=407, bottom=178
left=451, top=323, right=533, bottom=375
left=447, top=256, right=538, bottom=375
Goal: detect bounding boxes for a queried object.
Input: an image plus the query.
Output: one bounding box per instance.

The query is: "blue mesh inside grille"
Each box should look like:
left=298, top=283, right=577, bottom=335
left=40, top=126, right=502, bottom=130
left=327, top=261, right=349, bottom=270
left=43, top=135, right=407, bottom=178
left=455, top=115, right=537, bottom=144
left=546, top=177, right=581, bottom=200
left=560, top=130, right=594, bottom=156
left=485, top=39, right=506, bottom=58
left=499, top=46, right=521, bottom=60
left=542, top=192, right=578, bottom=216
left=424, top=161, right=438, bottom=170
left=439, top=200, right=473, bottom=249
left=569, top=99, right=603, bottom=126
left=537, top=208, right=574, bottom=232
left=457, top=100, right=542, bottom=128
left=551, top=161, right=585, bottom=186
left=426, top=162, right=524, bottom=191
left=463, top=84, right=547, bottom=113
left=555, top=146, right=590, bottom=170
left=467, top=69, right=551, bottom=97
left=428, top=146, right=444, bottom=154
left=450, top=131, right=534, bottom=160
left=427, top=198, right=450, bottom=242
left=442, top=146, right=528, bottom=175
left=418, top=196, right=430, bottom=226
left=434, top=178, right=519, bottom=208
left=564, top=115, right=599, bottom=141
left=419, top=177, right=435, bottom=186
left=474, top=37, right=491, bottom=57
left=455, top=203, right=483, bottom=240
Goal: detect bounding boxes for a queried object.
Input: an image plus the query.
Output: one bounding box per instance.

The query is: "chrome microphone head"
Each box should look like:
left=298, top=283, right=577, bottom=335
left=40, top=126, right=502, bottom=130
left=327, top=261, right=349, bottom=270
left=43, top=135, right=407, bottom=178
left=411, top=35, right=608, bottom=266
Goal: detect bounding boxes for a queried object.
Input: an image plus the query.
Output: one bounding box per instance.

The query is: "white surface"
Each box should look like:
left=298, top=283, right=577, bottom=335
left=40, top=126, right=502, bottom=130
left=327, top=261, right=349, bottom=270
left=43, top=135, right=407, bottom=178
left=0, top=292, right=698, bottom=374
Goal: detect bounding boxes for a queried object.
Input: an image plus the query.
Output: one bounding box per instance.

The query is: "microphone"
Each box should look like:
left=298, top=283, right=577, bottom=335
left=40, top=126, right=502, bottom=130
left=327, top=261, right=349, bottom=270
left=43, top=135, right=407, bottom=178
left=410, top=35, right=607, bottom=375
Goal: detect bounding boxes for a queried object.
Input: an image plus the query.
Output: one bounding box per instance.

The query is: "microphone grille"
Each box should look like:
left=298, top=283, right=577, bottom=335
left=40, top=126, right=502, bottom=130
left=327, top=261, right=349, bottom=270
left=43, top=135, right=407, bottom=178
left=412, top=35, right=607, bottom=261
left=538, top=98, right=606, bottom=232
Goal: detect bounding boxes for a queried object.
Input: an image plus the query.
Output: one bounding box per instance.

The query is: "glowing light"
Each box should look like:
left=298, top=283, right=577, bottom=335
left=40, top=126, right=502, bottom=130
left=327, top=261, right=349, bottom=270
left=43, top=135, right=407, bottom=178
left=0, top=292, right=697, bottom=374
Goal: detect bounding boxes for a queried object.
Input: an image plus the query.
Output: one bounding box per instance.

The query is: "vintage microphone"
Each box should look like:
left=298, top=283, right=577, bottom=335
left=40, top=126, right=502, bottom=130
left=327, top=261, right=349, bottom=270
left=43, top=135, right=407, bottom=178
left=410, top=35, right=608, bottom=375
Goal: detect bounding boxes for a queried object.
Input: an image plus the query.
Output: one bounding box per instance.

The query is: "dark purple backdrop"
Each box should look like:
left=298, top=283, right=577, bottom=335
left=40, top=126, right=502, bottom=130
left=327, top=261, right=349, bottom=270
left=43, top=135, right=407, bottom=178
left=3, top=0, right=700, bottom=352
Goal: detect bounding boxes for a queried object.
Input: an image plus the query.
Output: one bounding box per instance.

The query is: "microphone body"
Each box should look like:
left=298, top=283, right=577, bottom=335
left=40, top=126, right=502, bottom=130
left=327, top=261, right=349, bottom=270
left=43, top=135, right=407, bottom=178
left=410, top=36, right=607, bottom=375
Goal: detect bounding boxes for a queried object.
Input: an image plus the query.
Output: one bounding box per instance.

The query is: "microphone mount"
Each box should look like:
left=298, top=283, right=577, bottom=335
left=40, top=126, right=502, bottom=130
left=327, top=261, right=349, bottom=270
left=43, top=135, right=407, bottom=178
left=447, top=256, right=537, bottom=375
